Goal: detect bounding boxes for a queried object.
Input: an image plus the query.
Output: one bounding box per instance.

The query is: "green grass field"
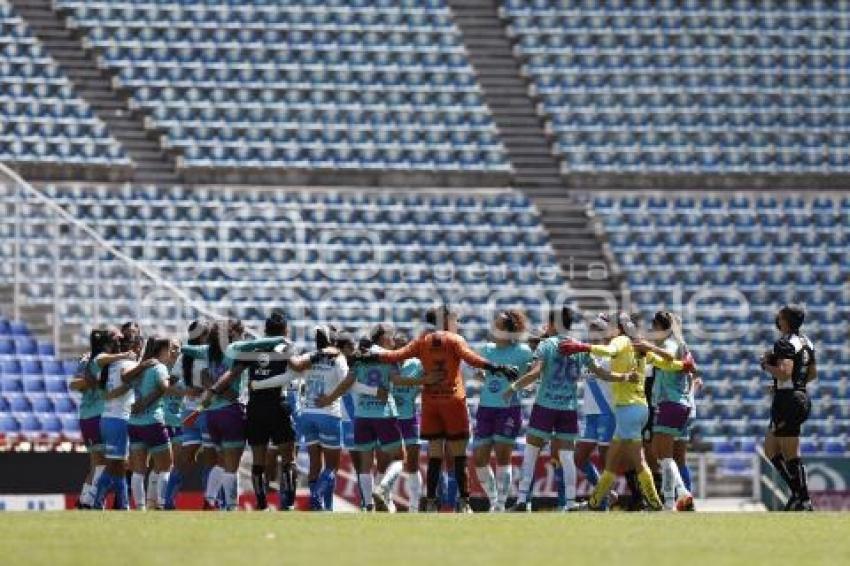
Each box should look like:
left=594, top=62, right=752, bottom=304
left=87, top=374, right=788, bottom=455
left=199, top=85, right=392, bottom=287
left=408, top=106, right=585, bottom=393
left=1, top=513, right=849, bottom=566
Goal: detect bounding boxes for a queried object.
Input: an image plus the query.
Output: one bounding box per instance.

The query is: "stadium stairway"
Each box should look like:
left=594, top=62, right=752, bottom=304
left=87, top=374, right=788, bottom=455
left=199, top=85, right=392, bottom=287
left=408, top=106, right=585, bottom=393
left=10, top=0, right=179, bottom=184
left=448, top=0, right=622, bottom=314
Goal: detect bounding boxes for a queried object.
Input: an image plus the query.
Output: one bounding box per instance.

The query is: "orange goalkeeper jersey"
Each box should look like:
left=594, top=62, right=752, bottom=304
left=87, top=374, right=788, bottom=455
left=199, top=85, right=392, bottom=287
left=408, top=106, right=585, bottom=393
left=378, top=331, right=491, bottom=400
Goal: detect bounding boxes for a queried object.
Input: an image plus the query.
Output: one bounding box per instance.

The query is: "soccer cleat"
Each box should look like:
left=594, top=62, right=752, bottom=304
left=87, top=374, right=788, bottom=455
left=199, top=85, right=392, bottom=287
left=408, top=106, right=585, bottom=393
left=492, top=502, right=506, bottom=513
left=424, top=498, right=439, bottom=513
left=508, top=501, right=530, bottom=513
left=793, top=498, right=814, bottom=512
left=456, top=497, right=473, bottom=514
left=363, top=504, right=375, bottom=513
left=675, top=493, right=695, bottom=512
left=783, top=494, right=800, bottom=512
left=202, top=499, right=217, bottom=511
left=372, top=493, right=389, bottom=513
left=561, top=501, right=581, bottom=512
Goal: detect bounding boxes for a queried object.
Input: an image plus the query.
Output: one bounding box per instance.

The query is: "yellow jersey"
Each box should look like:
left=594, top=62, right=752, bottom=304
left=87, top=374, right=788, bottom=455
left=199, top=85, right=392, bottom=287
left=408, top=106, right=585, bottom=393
left=590, top=335, right=685, bottom=406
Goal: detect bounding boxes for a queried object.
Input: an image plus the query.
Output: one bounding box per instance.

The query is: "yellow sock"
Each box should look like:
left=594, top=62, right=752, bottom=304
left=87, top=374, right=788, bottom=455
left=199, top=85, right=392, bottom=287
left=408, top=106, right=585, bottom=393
left=589, top=470, right=616, bottom=507
left=637, top=467, right=662, bottom=510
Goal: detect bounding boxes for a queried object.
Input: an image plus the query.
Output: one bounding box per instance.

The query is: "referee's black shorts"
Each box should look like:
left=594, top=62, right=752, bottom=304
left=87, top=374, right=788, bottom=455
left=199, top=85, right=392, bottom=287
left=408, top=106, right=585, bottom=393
left=770, top=390, right=811, bottom=438
left=246, top=401, right=296, bottom=447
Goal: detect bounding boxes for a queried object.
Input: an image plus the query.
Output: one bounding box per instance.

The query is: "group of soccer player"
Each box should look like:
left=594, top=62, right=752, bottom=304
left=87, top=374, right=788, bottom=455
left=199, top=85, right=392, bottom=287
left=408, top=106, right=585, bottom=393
left=68, top=301, right=815, bottom=513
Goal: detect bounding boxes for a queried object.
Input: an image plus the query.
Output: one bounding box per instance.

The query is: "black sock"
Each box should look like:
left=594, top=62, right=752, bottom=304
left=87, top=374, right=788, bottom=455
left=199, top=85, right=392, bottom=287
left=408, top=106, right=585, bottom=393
left=787, top=458, right=809, bottom=500
left=280, top=462, right=297, bottom=507
left=625, top=469, right=640, bottom=496
left=454, top=456, right=469, bottom=499
left=426, top=458, right=442, bottom=500
left=251, top=465, right=267, bottom=509
left=770, top=455, right=795, bottom=493
left=652, top=471, right=663, bottom=495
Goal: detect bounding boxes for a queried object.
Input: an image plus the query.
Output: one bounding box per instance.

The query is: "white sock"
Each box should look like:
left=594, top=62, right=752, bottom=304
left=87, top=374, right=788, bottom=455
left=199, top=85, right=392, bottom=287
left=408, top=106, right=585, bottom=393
left=475, top=466, right=497, bottom=505
left=359, top=473, right=374, bottom=505
left=147, top=473, right=159, bottom=508
left=205, top=465, right=225, bottom=503
left=90, top=466, right=105, bottom=502
left=131, top=473, right=146, bottom=510
left=496, top=465, right=512, bottom=507
left=517, top=444, right=541, bottom=504
left=157, top=471, right=171, bottom=509
left=222, top=472, right=238, bottom=509
left=558, top=450, right=577, bottom=504
left=79, top=482, right=93, bottom=506
left=662, top=457, right=689, bottom=501
left=380, top=460, right=403, bottom=492
left=406, top=471, right=422, bottom=513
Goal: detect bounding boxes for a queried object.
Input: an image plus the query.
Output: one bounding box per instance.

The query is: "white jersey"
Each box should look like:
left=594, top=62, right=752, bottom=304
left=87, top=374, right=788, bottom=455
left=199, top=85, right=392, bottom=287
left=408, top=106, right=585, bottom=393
left=301, top=355, right=349, bottom=418
left=170, top=355, right=207, bottom=411
left=582, top=355, right=615, bottom=416
left=101, top=359, right=136, bottom=420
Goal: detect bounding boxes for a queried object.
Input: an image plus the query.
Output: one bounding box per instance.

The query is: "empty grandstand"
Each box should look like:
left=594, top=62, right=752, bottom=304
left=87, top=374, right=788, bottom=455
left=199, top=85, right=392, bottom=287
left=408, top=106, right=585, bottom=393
left=0, top=0, right=847, bottom=512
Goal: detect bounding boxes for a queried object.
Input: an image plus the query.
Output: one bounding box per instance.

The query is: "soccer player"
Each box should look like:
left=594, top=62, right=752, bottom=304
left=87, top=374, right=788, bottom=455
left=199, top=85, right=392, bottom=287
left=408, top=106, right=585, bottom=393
left=93, top=330, right=152, bottom=510
left=249, top=326, right=354, bottom=511
left=574, top=314, right=616, bottom=500
left=559, top=312, right=695, bottom=511
left=504, top=306, right=584, bottom=512
left=183, top=320, right=307, bottom=510
left=163, top=319, right=210, bottom=509
left=361, top=306, right=519, bottom=513
left=647, top=311, right=696, bottom=511
left=127, top=336, right=181, bottom=510
left=473, top=310, right=534, bottom=512
left=244, top=311, right=299, bottom=511
left=320, top=325, right=425, bottom=512
left=69, top=328, right=134, bottom=509
left=392, top=333, right=425, bottom=512
left=761, top=304, right=816, bottom=511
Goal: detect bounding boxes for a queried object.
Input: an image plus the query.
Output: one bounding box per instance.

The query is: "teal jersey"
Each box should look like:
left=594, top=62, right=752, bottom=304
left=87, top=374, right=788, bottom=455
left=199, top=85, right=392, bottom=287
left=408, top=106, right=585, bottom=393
left=478, top=342, right=534, bottom=408
left=163, top=380, right=185, bottom=427
left=128, top=363, right=169, bottom=425
left=79, top=356, right=106, bottom=419
left=182, top=336, right=288, bottom=410
left=353, top=355, right=398, bottom=419
left=393, top=359, right=422, bottom=420
left=533, top=335, right=585, bottom=411
left=652, top=337, right=691, bottom=406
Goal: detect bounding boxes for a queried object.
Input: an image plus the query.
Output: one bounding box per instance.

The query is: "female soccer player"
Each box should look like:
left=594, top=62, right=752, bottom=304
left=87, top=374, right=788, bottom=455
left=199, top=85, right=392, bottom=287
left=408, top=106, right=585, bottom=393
left=247, top=326, right=349, bottom=511
left=163, top=319, right=210, bottom=509
left=128, top=336, right=181, bottom=510
left=392, top=333, right=425, bottom=512
left=93, top=330, right=152, bottom=509
left=183, top=320, right=305, bottom=510
left=70, top=328, right=134, bottom=509
left=244, top=311, right=298, bottom=511
left=559, top=313, right=695, bottom=511
left=647, top=311, right=696, bottom=511
left=473, top=310, right=534, bottom=512
left=363, top=306, right=518, bottom=513
left=761, top=304, right=816, bottom=511
left=320, top=325, right=425, bottom=512
left=574, top=314, right=616, bottom=498
left=505, top=306, right=584, bottom=512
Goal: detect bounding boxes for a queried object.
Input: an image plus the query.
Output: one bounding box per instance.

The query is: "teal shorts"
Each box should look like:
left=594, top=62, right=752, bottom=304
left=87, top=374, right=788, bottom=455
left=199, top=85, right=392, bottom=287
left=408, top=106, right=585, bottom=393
left=614, top=404, right=649, bottom=441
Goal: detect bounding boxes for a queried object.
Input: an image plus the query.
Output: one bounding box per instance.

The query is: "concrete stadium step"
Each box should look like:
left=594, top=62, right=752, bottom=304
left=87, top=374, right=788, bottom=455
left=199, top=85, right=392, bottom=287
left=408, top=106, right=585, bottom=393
left=11, top=0, right=180, bottom=185
left=448, top=0, right=621, bottom=312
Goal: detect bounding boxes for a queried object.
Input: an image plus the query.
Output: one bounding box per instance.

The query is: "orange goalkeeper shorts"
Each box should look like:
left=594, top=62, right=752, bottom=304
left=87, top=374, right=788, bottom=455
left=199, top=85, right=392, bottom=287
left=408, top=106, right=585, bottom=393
left=420, top=397, right=470, bottom=441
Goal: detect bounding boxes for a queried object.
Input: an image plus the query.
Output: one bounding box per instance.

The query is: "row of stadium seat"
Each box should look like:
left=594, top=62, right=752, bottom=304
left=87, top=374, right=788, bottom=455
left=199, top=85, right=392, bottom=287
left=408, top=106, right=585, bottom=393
left=503, top=0, right=850, bottom=173
left=2, top=185, right=570, bottom=350
left=58, top=0, right=510, bottom=171
left=0, top=1, right=128, bottom=165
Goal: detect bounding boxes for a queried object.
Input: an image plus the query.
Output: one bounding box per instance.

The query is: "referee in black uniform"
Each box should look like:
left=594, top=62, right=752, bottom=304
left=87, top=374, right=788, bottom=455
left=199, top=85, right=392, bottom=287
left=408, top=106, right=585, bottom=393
left=245, top=311, right=299, bottom=510
left=761, top=304, right=817, bottom=511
